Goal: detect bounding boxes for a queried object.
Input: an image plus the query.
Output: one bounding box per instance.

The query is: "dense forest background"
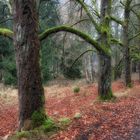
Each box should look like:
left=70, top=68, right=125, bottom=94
left=0, top=0, right=140, bottom=86
left=0, top=0, right=59, bottom=85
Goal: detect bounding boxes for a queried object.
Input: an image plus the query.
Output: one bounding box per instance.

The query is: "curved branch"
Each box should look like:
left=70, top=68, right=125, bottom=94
left=86, top=4, right=100, bottom=18
left=62, top=18, right=90, bottom=56
left=71, top=49, right=94, bottom=68
left=71, top=18, right=90, bottom=26
left=130, top=3, right=140, bottom=10
left=39, top=25, right=110, bottom=56
left=131, top=8, right=140, bottom=19
left=0, top=28, right=13, bottom=40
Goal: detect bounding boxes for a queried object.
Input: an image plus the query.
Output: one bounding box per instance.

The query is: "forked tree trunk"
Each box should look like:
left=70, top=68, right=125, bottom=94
left=13, top=0, right=45, bottom=130
left=98, top=0, right=113, bottom=99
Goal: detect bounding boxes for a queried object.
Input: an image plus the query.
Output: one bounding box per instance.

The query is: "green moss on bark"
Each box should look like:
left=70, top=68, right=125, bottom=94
left=99, top=89, right=115, bottom=101
left=126, top=82, right=133, bottom=88
left=39, top=25, right=111, bottom=56
left=31, top=109, right=47, bottom=128
left=0, top=28, right=13, bottom=39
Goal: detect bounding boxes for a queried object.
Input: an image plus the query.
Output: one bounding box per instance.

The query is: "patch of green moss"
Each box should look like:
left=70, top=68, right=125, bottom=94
left=8, top=117, right=60, bottom=140
left=31, top=109, right=47, bottom=128
left=105, top=15, right=111, bottom=21
left=101, top=26, right=109, bottom=35
left=73, top=86, right=80, bottom=94
left=99, top=89, right=116, bottom=101
left=100, top=44, right=111, bottom=57
left=127, top=82, right=133, bottom=88
left=40, top=118, right=59, bottom=133
left=11, top=129, right=46, bottom=140
left=39, top=25, right=110, bottom=57
left=59, top=117, right=71, bottom=126
left=0, top=28, right=13, bottom=36
left=16, top=131, right=30, bottom=139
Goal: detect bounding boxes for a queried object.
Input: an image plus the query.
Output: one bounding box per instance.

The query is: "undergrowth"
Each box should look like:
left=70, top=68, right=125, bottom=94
left=8, top=116, right=72, bottom=140
left=73, top=86, right=80, bottom=94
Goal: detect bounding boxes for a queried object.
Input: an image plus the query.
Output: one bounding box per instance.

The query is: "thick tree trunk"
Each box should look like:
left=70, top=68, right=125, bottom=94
left=123, top=0, right=132, bottom=87
left=13, top=0, right=45, bottom=130
left=98, top=0, right=113, bottom=99
left=98, top=54, right=112, bottom=99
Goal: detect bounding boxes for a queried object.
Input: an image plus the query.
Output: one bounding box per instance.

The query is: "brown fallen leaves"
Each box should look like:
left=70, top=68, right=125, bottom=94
left=52, top=95, right=140, bottom=140
left=0, top=80, right=140, bottom=140
left=0, top=103, right=18, bottom=137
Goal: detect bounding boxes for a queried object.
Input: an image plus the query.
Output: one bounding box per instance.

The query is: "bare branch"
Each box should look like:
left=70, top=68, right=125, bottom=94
left=75, top=0, right=100, bottom=32
left=71, top=49, right=94, bottom=68
left=129, top=31, right=140, bottom=41
left=110, top=16, right=123, bottom=25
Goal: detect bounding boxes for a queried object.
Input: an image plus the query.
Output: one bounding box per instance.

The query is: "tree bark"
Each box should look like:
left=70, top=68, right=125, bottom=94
left=98, top=0, right=113, bottom=99
left=98, top=54, right=112, bottom=99
left=123, top=0, right=132, bottom=87
left=13, top=0, right=45, bottom=130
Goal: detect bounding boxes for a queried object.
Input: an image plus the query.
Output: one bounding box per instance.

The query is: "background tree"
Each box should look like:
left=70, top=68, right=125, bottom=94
left=0, top=0, right=16, bottom=85
left=123, top=0, right=132, bottom=87
left=39, top=0, right=60, bottom=83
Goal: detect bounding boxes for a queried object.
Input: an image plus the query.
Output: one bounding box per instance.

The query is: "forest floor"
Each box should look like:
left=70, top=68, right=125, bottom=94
left=0, top=76, right=140, bottom=140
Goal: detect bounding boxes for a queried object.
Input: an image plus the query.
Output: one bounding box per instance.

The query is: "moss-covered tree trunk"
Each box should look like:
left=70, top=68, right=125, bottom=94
left=98, top=0, right=113, bottom=99
left=98, top=54, right=112, bottom=99
left=13, top=0, right=45, bottom=130
left=123, top=0, right=132, bottom=87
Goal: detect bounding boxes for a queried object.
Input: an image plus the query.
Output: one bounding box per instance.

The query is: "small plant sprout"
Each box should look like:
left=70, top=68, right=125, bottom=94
left=73, top=86, right=80, bottom=94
